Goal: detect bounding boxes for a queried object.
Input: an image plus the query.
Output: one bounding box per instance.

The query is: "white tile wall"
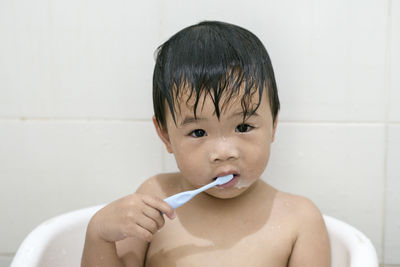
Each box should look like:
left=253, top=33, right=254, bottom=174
left=384, top=125, right=400, bottom=264
left=384, top=1, right=400, bottom=264
left=0, top=120, right=163, bottom=252
left=389, top=0, right=400, bottom=122
left=0, top=0, right=398, bottom=266
left=0, top=0, right=159, bottom=119
left=161, top=0, right=388, bottom=122
left=265, top=123, right=386, bottom=258
left=163, top=149, right=179, bottom=173
left=277, top=0, right=388, bottom=122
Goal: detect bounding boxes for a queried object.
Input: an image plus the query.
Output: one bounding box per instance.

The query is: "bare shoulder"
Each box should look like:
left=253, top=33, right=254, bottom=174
left=274, top=191, right=331, bottom=267
left=276, top=191, right=324, bottom=222
left=274, top=191, right=328, bottom=240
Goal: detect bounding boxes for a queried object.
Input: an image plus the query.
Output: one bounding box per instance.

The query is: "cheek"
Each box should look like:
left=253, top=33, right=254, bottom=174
left=171, top=141, right=203, bottom=172
left=246, top=138, right=271, bottom=173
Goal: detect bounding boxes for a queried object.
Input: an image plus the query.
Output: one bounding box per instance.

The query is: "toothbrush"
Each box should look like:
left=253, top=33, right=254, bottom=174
left=164, top=174, right=234, bottom=210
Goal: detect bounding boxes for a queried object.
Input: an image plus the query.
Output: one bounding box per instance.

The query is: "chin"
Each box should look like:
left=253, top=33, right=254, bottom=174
left=207, top=188, right=247, bottom=199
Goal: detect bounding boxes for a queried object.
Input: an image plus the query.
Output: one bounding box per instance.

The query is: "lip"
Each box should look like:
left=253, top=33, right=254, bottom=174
left=214, top=170, right=239, bottom=178
left=215, top=174, right=239, bottom=189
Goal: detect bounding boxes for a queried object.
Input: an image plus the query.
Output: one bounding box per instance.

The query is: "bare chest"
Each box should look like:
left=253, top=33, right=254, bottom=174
left=144, top=214, right=293, bottom=267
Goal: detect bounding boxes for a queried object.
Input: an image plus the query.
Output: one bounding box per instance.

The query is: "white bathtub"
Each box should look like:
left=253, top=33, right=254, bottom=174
left=10, top=205, right=378, bottom=267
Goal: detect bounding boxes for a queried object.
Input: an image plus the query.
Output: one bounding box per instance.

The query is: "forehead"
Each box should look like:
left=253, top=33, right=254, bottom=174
left=171, top=84, right=268, bottom=119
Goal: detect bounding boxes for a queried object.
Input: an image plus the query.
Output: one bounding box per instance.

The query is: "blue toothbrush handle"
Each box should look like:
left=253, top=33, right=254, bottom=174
left=163, top=180, right=219, bottom=210
left=164, top=192, right=194, bottom=209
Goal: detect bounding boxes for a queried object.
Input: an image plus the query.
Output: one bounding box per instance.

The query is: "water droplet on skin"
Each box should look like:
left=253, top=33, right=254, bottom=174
left=234, top=178, right=252, bottom=189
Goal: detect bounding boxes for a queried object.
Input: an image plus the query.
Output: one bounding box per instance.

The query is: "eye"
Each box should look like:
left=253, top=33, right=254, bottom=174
left=235, top=123, right=253, bottom=133
left=189, top=129, right=207, bottom=138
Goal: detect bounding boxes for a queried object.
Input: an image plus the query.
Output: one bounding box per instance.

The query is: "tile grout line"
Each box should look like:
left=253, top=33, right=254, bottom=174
left=280, top=120, right=390, bottom=125
left=0, top=117, right=152, bottom=123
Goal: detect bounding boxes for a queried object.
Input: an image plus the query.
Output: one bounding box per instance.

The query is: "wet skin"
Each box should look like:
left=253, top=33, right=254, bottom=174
left=143, top=174, right=295, bottom=267
left=115, top=90, right=330, bottom=267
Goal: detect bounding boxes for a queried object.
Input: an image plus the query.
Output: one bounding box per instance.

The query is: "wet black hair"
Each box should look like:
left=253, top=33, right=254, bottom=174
left=153, top=20, right=280, bottom=130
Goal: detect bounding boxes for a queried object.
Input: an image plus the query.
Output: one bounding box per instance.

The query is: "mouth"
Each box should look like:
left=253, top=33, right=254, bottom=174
left=214, top=173, right=239, bottom=189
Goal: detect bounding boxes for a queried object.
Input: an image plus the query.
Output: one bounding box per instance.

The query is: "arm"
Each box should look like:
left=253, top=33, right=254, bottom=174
left=81, top=221, right=124, bottom=267
left=81, top=192, right=176, bottom=267
left=288, top=198, right=331, bottom=267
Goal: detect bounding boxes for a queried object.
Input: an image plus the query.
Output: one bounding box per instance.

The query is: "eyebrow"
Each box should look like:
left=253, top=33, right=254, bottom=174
left=179, top=116, right=206, bottom=127
left=230, top=110, right=260, bottom=119
left=179, top=111, right=260, bottom=127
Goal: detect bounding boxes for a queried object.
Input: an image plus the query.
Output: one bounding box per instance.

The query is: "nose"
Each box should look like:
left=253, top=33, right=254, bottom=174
left=209, top=137, right=239, bottom=163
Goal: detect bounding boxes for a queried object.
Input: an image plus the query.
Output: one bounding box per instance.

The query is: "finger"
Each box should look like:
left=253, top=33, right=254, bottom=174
left=136, top=214, right=159, bottom=235
left=142, top=195, right=176, bottom=219
left=143, top=206, right=165, bottom=229
left=126, top=224, right=153, bottom=242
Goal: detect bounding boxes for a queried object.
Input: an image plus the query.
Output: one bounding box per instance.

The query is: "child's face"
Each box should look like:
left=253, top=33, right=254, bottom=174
left=154, top=87, right=278, bottom=199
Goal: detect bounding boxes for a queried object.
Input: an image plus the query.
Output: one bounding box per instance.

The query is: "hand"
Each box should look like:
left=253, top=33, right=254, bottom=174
left=88, top=193, right=176, bottom=243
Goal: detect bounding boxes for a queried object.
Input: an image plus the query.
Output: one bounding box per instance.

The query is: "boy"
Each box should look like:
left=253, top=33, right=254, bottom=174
left=82, top=21, right=331, bottom=267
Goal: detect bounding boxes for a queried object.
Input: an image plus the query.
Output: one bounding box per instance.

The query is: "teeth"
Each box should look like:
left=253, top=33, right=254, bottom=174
left=213, top=174, right=237, bottom=180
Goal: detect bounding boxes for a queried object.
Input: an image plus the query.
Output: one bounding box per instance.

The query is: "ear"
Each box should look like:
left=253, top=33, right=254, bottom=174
left=152, top=116, right=173, bottom=153
left=271, top=113, right=279, bottom=143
